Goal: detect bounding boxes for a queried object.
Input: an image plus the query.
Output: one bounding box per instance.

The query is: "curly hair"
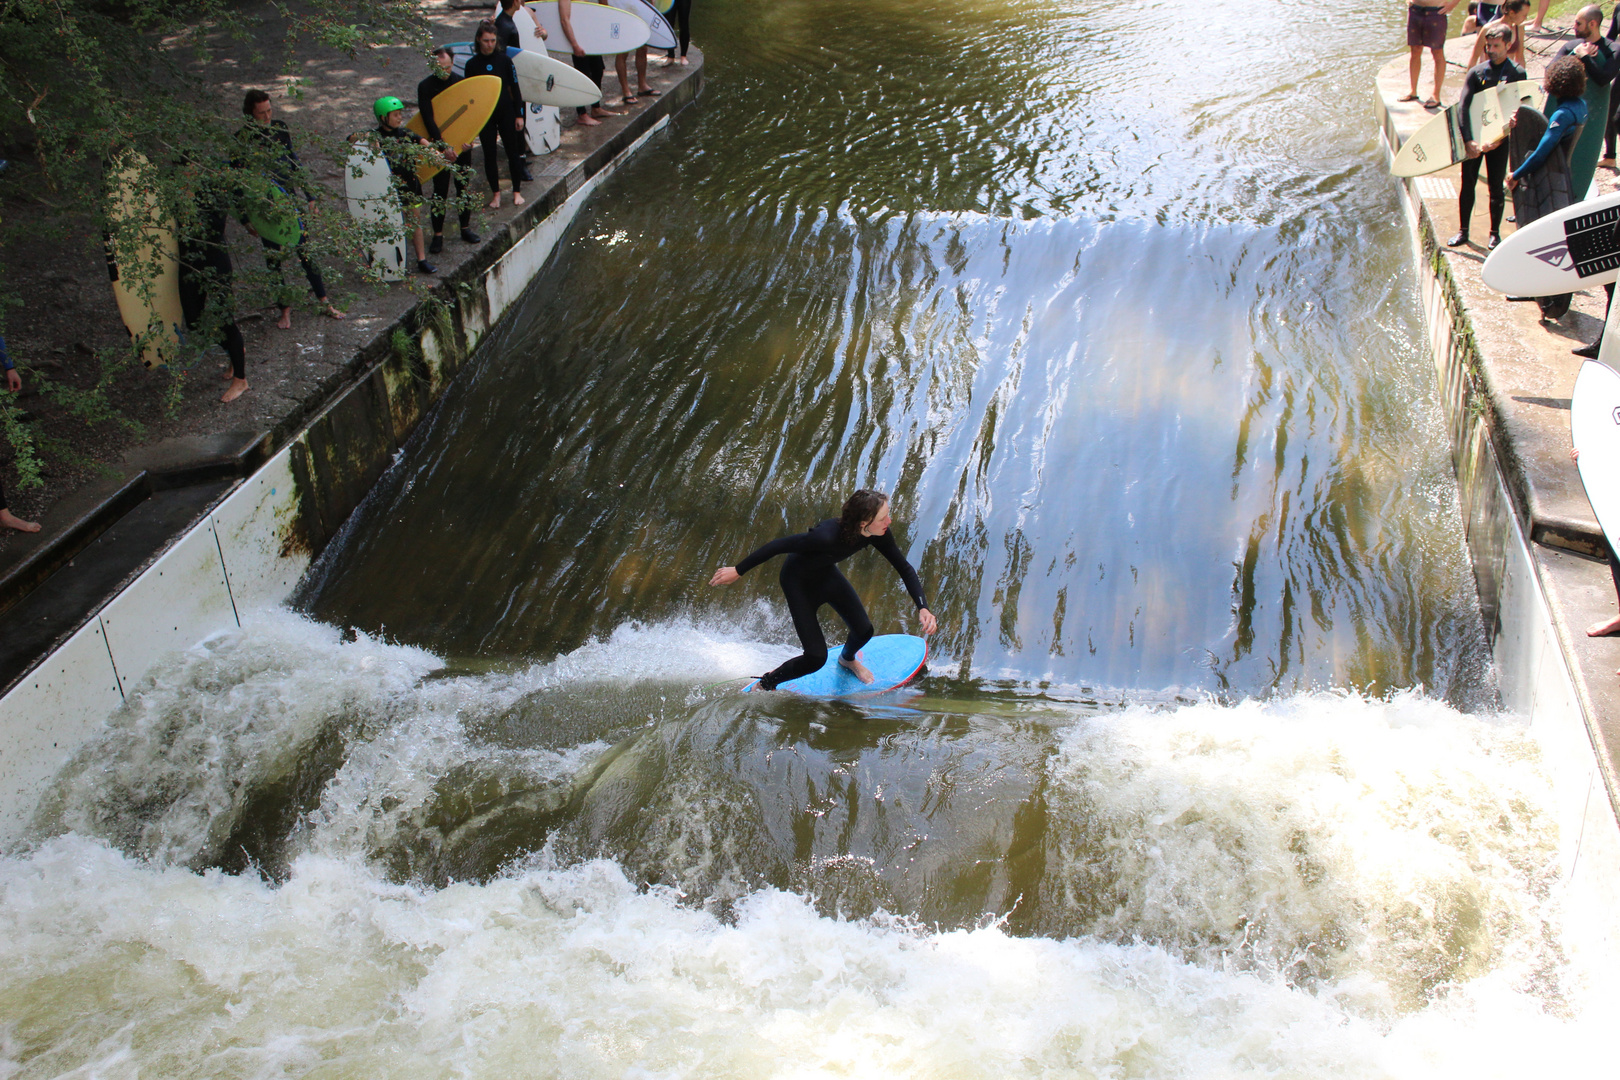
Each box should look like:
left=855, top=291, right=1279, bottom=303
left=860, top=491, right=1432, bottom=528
left=839, top=490, right=889, bottom=545
left=1546, top=55, right=1587, bottom=100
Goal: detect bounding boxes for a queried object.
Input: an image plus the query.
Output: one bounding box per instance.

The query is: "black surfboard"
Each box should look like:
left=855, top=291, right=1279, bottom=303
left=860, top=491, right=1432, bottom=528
left=1509, top=106, right=1584, bottom=318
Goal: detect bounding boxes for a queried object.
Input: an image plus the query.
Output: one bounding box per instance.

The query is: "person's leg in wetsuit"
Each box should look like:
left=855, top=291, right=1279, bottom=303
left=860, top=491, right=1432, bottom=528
left=429, top=151, right=479, bottom=252
left=1453, top=141, right=1509, bottom=247
left=669, top=0, right=692, bottom=62
left=759, top=563, right=875, bottom=689
left=260, top=232, right=342, bottom=328
left=479, top=107, right=527, bottom=207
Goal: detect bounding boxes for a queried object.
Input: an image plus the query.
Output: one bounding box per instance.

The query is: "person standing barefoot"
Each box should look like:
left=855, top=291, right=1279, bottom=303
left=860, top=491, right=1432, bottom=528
left=709, top=490, right=938, bottom=689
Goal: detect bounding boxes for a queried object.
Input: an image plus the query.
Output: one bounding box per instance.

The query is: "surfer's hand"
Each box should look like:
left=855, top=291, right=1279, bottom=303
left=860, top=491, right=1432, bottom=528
left=917, top=608, right=937, bottom=636
left=1573, top=447, right=1581, bottom=462
left=6, top=369, right=20, bottom=394
left=1465, top=140, right=1480, bottom=159
left=515, top=116, right=525, bottom=131
left=1506, top=174, right=1519, bottom=190
left=709, top=566, right=740, bottom=587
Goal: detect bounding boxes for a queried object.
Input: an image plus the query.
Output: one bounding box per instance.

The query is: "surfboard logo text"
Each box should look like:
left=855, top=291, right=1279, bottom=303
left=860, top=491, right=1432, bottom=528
left=1528, top=241, right=1573, bottom=270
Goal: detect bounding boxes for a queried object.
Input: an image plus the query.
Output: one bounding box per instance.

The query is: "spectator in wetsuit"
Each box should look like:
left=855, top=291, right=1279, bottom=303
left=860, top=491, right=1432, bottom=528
left=709, top=490, right=939, bottom=689
left=418, top=47, right=483, bottom=254
left=465, top=21, right=527, bottom=209
left=0, top=335, right=40, bottom=533
left=665, top=0, right=693, bottom=66
left=175, top=163, right=250, bottom=403
left=1599, top=3, right=1620, bottom=166
left=1548, top=5, right=1618, bottom=197
left=370, top=95, right=446, bottom=274
left=1448, top=24, right=1525, bottom=251
left=235, top=90, right=345, bottom=329
left=1508, top=55, right=1588, bottom=192
left=495, top=0, right=545, bottom=49
left=559, top=0, right=622, bottom=127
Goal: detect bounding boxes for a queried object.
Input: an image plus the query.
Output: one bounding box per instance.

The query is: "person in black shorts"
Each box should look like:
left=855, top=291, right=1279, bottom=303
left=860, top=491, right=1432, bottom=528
left=709, top=490, right=939, bottom=689
left=1404, top=1, right=1462, bottom=108
left=559, top=0, right=621, bottom=127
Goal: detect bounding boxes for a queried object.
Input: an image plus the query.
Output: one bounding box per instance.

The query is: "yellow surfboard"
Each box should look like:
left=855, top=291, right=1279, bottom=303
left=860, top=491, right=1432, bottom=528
left=104, top=151, right=184, bottom=369
left=406, top=74, right=503, bottom=181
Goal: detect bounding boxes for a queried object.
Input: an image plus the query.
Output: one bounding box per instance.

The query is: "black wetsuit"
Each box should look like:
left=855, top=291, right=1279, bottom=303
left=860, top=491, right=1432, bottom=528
left=233, top=119, right=329, bottom=308
left=376, top=121, right=426, bottom=200
left=463, top=46, right=526, bottom=194
left=1457, top=56, right=1524, bottom=239
left=668, top=0, right=693, bottom=58
left=177, top=184, right=246, bottom=380
left=495, top=5, right=523, bottom=48
left=417, top=71, right=474, bottom=234
left=734, top=519, right=928, bottom=689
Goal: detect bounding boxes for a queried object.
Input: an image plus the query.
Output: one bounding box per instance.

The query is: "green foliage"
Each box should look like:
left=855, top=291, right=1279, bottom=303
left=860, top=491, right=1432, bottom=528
left=0, top=0, right=466, bottom=490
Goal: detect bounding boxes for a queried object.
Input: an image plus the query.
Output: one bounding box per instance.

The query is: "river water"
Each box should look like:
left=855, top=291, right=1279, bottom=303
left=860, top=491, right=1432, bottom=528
left=3, top=0, right=1615, bottom=1075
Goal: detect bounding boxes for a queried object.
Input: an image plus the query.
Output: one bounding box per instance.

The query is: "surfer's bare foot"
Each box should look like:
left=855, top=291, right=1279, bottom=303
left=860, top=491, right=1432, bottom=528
left=591, top=106, right=621, bottom=118
left=323, top=303, right=346, bottom=320
left=276, top=306, right=292, bottom=330
left=487, top=193, right=502, bottom=209
left=839, top=655, right=875, bottom=684
left=1601, top=157, right=1618, bottom=169
left=221, top=377, right=248, bottom=403
left=0, top=508, right=40, bottom=533
left=578, top=113, right=601, bottom=126
left=513, top=191, right=525, bottom=206
left=1587, top=615, right=1620, bottom=637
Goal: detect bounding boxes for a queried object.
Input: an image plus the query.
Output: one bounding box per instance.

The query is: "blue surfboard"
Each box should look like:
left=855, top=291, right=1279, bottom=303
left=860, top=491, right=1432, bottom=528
left=744, top=634, right=929, bottom=697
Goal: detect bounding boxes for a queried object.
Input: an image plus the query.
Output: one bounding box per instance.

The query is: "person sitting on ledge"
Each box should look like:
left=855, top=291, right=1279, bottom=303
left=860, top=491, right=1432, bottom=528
left=1449, top=23, right=1525, bottom=251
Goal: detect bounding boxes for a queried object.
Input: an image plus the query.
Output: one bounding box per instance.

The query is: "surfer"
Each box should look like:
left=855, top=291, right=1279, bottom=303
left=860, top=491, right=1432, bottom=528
left=369, top=95, right=452, bottom=275
left=1401, top=1, right=1461, bottom=109
left=709, top=490, right=938, bottom=689
left=1449, top=23, right=1524, bottom=251
left=1571, top=448, right=1620, bottom=657
left=418, top=47, right=483, bottom=254
left=559, top=0, right=622, bottom=127
left=1545, top=5, right=1619, bottom=200
left=466, top=21, right=527, bottom=209
left=665, top=0, right=692, bottom=66
left=1464, top=0, right=1530, bottom=72
left=1507, top=57, right=1587, bottom=193
left=235, top=91, right=346, bottom=329
left=175, top=161, right=251, bottom=403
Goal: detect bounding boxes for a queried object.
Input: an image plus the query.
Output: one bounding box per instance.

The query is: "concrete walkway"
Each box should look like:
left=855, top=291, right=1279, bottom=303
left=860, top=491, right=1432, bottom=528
left=1377, top=22, right=1620, bottom=803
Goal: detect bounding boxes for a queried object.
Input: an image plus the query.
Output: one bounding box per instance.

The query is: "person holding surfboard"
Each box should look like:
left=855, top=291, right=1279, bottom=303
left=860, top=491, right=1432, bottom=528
left=371, top=96, right=448, bottom=275
left=465, top=21, right=528, bottom=209
left=559, top=0, right=622, bottom=126
left=1508, top=56, right=1588, bottom=193
left=709, top=490, right=938, bottom=690
left=235, top=91, right=346, bottom=330
left=1449, top=22, right=1525, bottom=250
left=418, top=47, right=483, bottom=254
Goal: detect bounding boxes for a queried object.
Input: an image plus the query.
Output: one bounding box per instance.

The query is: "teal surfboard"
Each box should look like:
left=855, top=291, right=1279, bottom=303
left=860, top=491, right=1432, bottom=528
left=745, top=634, right=929, bottom=696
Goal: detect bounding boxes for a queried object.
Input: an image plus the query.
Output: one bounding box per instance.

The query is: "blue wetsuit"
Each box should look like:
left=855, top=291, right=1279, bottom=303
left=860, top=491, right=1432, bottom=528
left=1513, top=96, right=1588, bottom=180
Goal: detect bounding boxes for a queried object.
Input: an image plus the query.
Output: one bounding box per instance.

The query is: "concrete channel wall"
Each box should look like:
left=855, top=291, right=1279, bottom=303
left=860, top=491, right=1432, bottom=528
left=0, top=108, right=683, bottom=847
left=1374, top=91, right=1620, bottom=932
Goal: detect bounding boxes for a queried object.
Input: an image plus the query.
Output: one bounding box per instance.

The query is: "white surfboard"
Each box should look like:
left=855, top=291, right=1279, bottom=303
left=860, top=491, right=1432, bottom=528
left=344, top=142, right=407, bottom=282
left=1570, top=360, right=1620, bottom=551
left=525, top=1, right=650, bottom=55
left=1481, top=187, right=1620, bottom=296
left=607, top=0, right=677, bottom=50
left=448, top=43, right=603, bottom=108
left=526, top=102, right=561, bottom=154
left=1390, top=82, right=1541, bottom=178
left=512, top=48, right=603, bottom=107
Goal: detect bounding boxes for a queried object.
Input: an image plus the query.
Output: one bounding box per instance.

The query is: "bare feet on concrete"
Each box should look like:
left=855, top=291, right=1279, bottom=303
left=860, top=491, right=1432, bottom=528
left=1587, top=614, right=1620, bottom=637
left=277, top=306, right=293, bottom=330
left=0, top=508, right=40, bottom=533
left=221, top=377, right=248, bottom=403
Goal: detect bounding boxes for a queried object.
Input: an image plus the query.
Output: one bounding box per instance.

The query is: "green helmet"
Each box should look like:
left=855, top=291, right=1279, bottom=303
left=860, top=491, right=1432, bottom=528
left=373, top=95, right=405, bottom=120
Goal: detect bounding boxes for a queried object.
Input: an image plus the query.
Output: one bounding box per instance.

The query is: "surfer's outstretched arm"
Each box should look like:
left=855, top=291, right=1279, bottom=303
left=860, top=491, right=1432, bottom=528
left=709, top=530, right=817, bottom=587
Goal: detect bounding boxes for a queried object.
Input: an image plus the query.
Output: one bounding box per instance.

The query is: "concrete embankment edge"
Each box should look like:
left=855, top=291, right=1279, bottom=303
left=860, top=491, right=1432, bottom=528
left=0, top=112, right=678, bottom=847
left=1374, top=85, right=1620, bottom=939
